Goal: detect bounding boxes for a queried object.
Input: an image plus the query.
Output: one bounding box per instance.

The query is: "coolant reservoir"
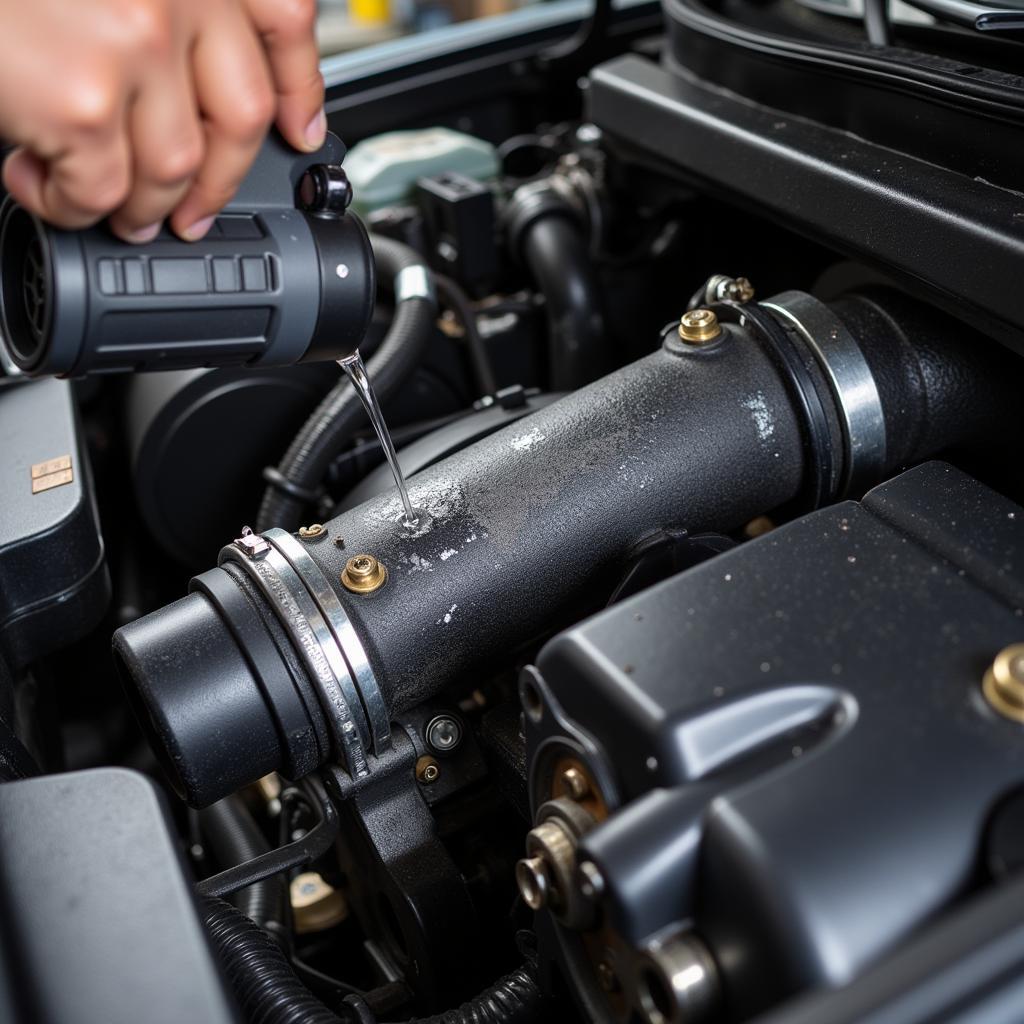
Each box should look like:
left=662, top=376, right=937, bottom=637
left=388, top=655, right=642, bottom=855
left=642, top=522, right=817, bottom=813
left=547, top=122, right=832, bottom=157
left=345, top=127, right=499, bottom=215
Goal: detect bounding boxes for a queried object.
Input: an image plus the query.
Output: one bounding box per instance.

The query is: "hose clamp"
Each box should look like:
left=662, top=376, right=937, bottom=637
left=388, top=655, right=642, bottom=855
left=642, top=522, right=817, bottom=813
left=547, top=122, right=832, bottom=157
left=263, top=528, right=391, bottom=756
left=762, top=291, right=886, bottom=496
left=221, top=539, right=371, bottom=780
left=395, top=265, right=436, bottom=307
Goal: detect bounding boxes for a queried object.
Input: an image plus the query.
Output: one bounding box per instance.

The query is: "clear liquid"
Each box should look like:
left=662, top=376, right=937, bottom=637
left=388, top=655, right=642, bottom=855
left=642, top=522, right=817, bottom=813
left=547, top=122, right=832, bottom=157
left=338, top=351, right=420, bottom=529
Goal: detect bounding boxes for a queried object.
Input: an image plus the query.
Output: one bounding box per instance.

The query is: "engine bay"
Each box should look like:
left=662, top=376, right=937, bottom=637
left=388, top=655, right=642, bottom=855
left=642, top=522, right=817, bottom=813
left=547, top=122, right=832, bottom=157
left=1, top=2, right=1024, bottom=1021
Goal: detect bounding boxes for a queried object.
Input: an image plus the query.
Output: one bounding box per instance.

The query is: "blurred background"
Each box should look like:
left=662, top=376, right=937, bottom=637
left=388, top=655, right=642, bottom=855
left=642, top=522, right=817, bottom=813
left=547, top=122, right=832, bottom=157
left=317, top=0, right=543, bottom=54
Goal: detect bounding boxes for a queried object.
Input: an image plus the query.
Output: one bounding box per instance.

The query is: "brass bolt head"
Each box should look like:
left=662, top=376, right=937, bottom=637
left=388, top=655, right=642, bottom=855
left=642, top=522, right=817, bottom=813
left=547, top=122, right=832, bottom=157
left=678, top=308, right=722, bottom=345
left=558, top=765, right=590, bottom=801
left=983, top=644, right=1024, bottom=722
left=415, top=755, right=440, bottom=784
left=298, top=524, right=325, bottom=539
left=341, top=553, right=387, bottom=594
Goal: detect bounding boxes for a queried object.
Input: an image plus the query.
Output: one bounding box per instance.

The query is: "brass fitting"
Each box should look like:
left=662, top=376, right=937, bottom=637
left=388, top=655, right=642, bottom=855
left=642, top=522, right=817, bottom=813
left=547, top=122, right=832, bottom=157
left=416, top=755, right=440, bottom=784
left=983, top=644, right=1024, bottom=722
left=558, top=765, right=590, bottom=801
left=290, top=872, right=348, bottom=933
left=298, top=523, right=326, bottom=539
left=678, top=309, right=722, bottom=345
left=341, top=553, right=387, bottom=594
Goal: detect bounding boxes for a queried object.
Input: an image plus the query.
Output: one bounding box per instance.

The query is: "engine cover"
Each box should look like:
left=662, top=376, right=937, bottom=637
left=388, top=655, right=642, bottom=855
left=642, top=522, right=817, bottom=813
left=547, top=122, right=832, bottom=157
left=525, top=461, right=1024, bottom=1021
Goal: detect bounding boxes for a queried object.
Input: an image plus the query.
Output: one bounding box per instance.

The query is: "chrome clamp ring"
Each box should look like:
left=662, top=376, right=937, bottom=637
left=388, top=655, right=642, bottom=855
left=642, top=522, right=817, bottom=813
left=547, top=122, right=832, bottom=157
left=762, top=291, right=886, bottom=496
left=220, top=542, right=370, bottom=779
left=264, top=528, right=391, bottom=755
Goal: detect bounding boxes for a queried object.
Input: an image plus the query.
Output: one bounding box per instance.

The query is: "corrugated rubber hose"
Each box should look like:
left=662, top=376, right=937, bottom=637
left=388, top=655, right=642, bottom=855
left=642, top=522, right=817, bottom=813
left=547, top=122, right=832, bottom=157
left=257, top=235, right=437, bottom=533
left=198, top=796, right=287, bottom=932
left=200, top=896, right=542, bottom=1024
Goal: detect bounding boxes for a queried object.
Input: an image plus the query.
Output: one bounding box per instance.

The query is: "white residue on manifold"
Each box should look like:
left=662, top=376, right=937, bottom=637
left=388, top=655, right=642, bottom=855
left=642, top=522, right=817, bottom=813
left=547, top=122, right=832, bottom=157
left=405, top=553, right=433, bottom=574
left=742, top=392, right=775, bottom=442
left=364, top=477, right=463, bottom=538
left=439, top=548, right=458, bottom=561
left=510, top=426, right=546, bottom=452
left=436, top=603, right=459, bottom=626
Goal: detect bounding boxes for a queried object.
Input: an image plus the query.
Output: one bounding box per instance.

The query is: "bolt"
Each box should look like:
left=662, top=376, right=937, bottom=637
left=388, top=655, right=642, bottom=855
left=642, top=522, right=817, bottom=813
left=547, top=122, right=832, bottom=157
left=559, top=764, right=590, bottom=801
left=720, top=276, right=755, bottom=303
left=415, top=755, right=440, bottom=784
left=678, top=308, right=722, bottom=345
left=341, top=553, right=387, bottom=594
left=577, top=860, right=605, bottom=900
left=984, top=644, right=1024, bottom=723
left=515, top=855, right=550, bottom=910
left=298, top=524, right=325, bottom=539
left=426, top=715, right=463, bottom=753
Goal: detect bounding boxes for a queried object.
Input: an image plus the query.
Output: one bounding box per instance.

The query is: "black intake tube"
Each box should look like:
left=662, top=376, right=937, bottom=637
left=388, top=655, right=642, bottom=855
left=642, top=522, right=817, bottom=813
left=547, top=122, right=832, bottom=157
left=256, top=235, right=437, bottom=533
left=114, top=290, right=1012, bottom=806
left=201, top=896, right=541, bottom=1024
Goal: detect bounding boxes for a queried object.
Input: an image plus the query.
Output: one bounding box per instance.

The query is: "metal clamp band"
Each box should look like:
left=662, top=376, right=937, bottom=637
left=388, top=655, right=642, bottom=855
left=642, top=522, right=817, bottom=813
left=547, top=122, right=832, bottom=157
left=395, top=264, right=436, bottom=306
left=221, top=543, right=370, bottom=779
left=264, top=528, right=391, bottom=755
left=762, top=291, right=886, bottom=497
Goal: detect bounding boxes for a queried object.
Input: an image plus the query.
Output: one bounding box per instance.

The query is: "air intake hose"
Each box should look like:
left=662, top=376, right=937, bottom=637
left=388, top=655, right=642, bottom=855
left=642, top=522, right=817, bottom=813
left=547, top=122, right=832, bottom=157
left=113, top=288, right=1020, bottom=807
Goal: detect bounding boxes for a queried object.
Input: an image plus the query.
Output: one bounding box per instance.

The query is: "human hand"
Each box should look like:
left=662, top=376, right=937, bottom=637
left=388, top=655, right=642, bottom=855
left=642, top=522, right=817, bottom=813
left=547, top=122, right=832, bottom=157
left=0, top=0, right=324, bottom=242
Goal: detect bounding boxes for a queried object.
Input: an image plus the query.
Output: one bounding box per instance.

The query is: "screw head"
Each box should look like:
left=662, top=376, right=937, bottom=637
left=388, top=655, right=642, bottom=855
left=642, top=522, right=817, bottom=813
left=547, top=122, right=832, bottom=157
left=415, top=755, right=440, bottom=784
left=984, top=644, right=1024, bottom=722
left=426, top=715, right=463, bottom=753
left=341, top=553, right=387, bottom=593
left=558, top=765, right=590, bottom=801
left=678, top=308, right=722, bottom=345
left=298, top=524, right=325, bottom=539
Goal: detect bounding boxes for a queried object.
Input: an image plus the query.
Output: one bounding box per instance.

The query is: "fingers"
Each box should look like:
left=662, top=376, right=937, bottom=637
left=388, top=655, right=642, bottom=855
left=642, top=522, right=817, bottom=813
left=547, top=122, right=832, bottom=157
left=108, top=63, right=204, bottom=242
left=2, top=87, right=132, bottom=230
left=244, top=0, right=325, bottom=153
left=169, top=8, right=275, bottom=241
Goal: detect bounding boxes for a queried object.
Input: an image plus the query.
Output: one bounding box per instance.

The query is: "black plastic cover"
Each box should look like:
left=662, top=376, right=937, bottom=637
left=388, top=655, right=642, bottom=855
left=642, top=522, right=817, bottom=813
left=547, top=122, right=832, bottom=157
left=0, top=379, right=109, bottom=667
left=0, top=768, right=236, bottom=1024
left=533, top=462, right=1024, bottom=1019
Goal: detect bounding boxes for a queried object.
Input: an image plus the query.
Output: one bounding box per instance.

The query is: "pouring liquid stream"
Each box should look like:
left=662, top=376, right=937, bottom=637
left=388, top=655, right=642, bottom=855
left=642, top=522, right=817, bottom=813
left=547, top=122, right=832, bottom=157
left=338, top=351, right=420, bottom=529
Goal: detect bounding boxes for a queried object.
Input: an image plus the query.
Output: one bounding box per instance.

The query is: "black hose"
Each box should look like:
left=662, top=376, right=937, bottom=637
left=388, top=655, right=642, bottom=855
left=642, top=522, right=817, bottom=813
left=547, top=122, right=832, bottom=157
left=508, top=190, right=607, bottom=391
left=257, top=235, right=437, bottom=533
left=435, top=274, right=497, bottom=398
left=199, top=796, right=286, bottom=931
left=201, top=896, right=542, bottom=1024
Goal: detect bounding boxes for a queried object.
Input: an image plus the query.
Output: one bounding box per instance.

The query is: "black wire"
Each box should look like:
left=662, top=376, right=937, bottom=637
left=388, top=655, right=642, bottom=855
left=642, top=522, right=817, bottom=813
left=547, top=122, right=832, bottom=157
left=434, top=274, right=498, bottom=398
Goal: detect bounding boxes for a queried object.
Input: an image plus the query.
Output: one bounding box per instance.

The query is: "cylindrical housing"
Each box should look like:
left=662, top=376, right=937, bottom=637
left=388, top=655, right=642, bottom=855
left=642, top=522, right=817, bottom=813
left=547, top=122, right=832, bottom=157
left=115, top=319, right=812, bottom=804
left=115, top=564, right=330, bottom=806
left=112, top=289, right=1020, bottom=807
left=0, top=133, right=374, bottom=377
left=301, top=327, right=807, bottom=712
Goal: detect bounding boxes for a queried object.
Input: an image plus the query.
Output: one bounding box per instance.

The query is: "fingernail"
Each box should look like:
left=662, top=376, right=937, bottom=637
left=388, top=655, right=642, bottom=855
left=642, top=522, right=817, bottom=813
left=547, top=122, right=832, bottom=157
left=181, top=215, right=215, bottom=241
left=305, top=109, right=327, bottom=150
left=127, top=222, right=161, bottom=244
